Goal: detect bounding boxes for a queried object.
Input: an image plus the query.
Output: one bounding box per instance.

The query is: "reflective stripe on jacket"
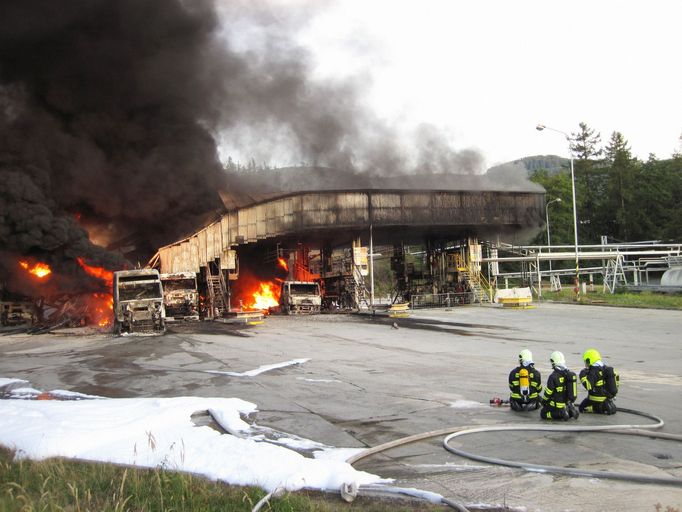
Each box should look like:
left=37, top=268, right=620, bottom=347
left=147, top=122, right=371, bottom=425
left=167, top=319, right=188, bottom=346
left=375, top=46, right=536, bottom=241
left=543, top=369, right=577, bottom=409
left=579, top=366, right=609, bottom=402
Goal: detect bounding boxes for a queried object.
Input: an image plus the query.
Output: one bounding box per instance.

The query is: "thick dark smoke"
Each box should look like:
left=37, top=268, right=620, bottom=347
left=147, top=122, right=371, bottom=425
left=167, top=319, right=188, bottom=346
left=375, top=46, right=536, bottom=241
left=0, top=0, right=496, bottom=297
left=0, top=0, right=230, bottom=268
left=213, top=4, right=487, bottom=177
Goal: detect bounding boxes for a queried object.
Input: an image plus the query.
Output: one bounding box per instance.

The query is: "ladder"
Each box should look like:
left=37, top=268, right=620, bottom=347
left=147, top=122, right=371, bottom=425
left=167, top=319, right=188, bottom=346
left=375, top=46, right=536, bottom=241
left=352, top=264, right=369, bottom=309
left=206, top=265, right=229, bottom=317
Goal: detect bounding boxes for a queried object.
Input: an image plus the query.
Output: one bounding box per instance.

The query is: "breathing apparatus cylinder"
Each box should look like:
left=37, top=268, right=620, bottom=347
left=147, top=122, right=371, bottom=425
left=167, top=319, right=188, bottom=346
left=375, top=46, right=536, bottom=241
left=519, top=368, right=530, bottom=400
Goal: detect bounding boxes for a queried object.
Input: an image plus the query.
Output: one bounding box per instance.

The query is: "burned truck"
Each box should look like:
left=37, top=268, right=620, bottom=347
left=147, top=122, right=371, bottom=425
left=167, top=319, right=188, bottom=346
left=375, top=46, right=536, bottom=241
left=160, top=272, right=199, bottom=321
left=1, top=301, right=36, bottom=327
left=279, top=281, right=321, bottom=314
left=113, top=269, right=165, bottom=335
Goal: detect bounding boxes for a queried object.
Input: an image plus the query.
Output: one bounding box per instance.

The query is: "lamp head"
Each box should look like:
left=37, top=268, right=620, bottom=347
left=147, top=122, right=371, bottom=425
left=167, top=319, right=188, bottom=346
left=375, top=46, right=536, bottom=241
left=536, top=124, right=546, bottom=131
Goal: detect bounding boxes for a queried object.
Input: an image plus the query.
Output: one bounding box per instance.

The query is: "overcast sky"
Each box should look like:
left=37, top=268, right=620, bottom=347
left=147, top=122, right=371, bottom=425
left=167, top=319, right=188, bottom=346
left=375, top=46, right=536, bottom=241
left=292, top=0, right=681, bottom=168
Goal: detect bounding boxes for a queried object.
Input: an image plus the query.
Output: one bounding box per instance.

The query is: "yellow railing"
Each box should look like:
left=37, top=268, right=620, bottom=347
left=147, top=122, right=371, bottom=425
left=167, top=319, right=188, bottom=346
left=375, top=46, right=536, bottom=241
left=466, top=264, right=494, bottom=303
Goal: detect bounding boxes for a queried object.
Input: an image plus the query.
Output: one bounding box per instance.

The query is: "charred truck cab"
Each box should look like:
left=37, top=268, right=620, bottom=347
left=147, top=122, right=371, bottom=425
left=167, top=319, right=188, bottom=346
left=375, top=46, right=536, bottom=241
left=279, top=281, right=321, bottom=314
left=1, top=301, right=36, bottom=327
left=113, top=269, right=165, bottom=335
left=160, top=272, right=199, bottom=321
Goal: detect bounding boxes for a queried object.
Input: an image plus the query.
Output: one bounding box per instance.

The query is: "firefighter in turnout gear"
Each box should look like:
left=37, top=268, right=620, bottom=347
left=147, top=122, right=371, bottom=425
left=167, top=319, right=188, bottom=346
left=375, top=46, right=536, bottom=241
left=579, top=348, right=619, bottom=415
left=541, top=351, right=579, bottom=420
left=508, top=349, right=542, bottom=411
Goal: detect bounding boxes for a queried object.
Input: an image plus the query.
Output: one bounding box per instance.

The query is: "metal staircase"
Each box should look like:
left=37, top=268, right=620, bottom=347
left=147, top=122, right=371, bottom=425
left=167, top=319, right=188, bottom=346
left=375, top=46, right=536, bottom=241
left=206, top=265, right=229, bottom=317
left=460, top=266, right=492, bottom=304
left=352, top=264, right=369, bottom=309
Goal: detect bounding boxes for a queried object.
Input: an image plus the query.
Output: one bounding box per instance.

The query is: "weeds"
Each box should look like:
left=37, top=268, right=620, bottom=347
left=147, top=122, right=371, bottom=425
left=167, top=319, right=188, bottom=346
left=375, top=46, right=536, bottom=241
left=540, top=288, right=682, bottom=309
left=0, top=446, right=448, bottom=511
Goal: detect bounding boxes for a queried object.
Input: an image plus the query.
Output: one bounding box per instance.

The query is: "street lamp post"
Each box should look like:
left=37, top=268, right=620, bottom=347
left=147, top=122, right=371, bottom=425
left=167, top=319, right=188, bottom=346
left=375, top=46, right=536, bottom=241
left=545, top=197, right=562, bottom=274
left=536, top=124, right=581, bottom=299
left=369, top=223, right=374, bottom=311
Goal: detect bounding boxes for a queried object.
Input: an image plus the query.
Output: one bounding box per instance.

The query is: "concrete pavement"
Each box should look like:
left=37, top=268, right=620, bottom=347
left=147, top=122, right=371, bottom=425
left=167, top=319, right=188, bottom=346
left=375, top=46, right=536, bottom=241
left=1, top=303, right=681, bottom=511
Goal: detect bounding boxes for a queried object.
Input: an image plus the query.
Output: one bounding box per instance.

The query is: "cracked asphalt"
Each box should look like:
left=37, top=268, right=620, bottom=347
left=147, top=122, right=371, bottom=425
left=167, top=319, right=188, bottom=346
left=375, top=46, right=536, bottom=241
left=1, top=303, right=681, bottom=511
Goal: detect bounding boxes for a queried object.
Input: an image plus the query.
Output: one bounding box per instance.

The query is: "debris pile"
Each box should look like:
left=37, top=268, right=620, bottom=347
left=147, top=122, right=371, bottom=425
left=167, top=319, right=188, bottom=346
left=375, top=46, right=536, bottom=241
left=1, top=293, right=112, bottom=335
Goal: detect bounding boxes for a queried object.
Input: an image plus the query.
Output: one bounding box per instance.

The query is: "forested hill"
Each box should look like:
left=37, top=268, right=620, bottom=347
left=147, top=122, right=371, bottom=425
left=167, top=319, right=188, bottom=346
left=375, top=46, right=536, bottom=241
left=489, top=121, right=682, bottom=245
left=488, top=155, right=569, bottom=176
left=520, top=153, right=682, bottom=245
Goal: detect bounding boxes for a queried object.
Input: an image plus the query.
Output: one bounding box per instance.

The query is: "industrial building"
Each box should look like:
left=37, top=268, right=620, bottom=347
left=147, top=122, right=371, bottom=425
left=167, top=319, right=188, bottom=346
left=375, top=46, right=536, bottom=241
left=150, top=168, right=546, bottom=317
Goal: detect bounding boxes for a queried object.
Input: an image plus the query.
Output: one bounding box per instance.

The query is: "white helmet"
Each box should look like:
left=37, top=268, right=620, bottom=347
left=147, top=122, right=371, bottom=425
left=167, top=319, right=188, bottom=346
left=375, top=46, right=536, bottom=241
left=550, top=350, right=566, bottom=368
left=519, top=349, right=533, bottom=365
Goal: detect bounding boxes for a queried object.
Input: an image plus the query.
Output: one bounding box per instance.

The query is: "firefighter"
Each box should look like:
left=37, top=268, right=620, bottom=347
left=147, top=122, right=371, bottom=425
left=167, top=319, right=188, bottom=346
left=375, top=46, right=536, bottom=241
left=540, top=351, right=579, bottom=420
left=508, top=349, right=542, bottom=411
left=579, top=348, right=619, bottom=415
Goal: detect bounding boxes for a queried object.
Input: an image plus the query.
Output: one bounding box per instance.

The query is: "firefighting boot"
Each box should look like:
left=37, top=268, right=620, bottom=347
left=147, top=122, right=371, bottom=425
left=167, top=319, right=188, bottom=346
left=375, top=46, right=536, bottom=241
left=568, top=402, right=579, bottom=420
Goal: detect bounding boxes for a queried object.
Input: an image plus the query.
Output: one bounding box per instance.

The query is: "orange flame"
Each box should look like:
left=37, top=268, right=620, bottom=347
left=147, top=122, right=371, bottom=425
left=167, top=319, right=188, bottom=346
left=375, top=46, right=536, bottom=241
left=77, top=257, right=114, bottom=287
left=277, top=258, right=289, bottom=272
left=76, top=258, right=114, bottom=327
left=250, top=282, right=280, bottom=311
left=19, top=260, right=52, bottom=279
left=90, top=292, right=114, bottom=327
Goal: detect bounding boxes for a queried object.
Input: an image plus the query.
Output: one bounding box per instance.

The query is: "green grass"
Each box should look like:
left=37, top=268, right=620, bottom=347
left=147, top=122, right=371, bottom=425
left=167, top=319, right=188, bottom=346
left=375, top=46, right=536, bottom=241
left=538, top=288, right=682, bottom=309
left=0, top=447, right=448, bottom=512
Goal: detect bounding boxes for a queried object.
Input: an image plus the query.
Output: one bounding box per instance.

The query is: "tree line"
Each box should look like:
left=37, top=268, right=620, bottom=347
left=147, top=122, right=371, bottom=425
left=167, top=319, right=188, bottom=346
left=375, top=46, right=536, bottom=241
left=530, top=123, right=682, bottom=246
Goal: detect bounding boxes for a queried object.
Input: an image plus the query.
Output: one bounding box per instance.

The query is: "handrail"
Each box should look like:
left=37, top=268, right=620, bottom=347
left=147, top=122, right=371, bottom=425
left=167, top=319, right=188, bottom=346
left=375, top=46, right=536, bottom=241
left=465, top=264, right=494, bottom=303
left=469, top=269, right=495, bottom=302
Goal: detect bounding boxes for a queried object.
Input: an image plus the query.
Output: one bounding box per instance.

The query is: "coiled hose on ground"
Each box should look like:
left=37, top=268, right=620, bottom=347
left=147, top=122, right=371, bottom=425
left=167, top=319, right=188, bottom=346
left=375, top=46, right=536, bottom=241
left=346, top=407, right=682, bottom=512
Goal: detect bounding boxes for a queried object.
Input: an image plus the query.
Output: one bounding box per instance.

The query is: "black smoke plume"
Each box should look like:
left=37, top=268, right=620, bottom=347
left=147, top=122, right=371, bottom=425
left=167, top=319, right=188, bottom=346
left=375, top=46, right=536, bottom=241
left=0, top=0, right=231, bottom=269
left=1, top=0, right=490, bottom=297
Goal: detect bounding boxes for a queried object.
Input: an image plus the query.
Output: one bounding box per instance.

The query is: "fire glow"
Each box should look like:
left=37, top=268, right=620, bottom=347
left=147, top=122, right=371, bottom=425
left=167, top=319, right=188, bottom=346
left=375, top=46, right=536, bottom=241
left=249, top=282, right=280, bottom=311
left=90, top=293, right=114, bottom=327
left=237, top=258, right=287, bottom=312
left=19, top=260, right=52, bottom=279
left=76, top=257, right=114, bottom=327
left=77, top=257, right=113, bottom=287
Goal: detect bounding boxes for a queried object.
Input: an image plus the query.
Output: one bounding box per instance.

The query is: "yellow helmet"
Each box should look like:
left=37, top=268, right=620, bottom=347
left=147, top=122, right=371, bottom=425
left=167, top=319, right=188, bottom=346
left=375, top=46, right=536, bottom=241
left=583, top=348, right=602, bottom=366
left=519, top=349, right=533, bottom=365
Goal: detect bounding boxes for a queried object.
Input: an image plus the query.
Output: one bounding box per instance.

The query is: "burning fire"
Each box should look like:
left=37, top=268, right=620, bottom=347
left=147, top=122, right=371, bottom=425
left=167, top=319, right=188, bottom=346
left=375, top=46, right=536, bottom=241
left=249, top=282, right=280, bottom=311
left=15, top=256, right=115, bottom=329
left=19, top=260, right=52, bottom=279
left=236, top=259, right=286, bottom=312
left=90, top=293, right=115, bottom=327
left=76, top=257, right=114, bottom=327
left=77, top=257, right=114, bottom=287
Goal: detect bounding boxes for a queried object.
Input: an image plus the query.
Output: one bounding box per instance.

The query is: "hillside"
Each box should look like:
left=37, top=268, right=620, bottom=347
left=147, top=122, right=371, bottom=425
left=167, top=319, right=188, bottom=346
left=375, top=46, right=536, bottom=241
left=487, top=155, right=569, bottom=176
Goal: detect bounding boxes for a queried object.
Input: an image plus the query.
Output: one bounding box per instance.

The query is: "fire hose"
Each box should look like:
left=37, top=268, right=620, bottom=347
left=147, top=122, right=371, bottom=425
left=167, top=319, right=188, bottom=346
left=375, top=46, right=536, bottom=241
left=345, top=407, right=682, bottom=512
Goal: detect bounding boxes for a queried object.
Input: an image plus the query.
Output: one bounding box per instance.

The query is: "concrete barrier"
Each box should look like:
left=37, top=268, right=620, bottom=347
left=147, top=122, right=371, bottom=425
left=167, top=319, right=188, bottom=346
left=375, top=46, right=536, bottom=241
left=494, top=287, right=534, bottom=308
